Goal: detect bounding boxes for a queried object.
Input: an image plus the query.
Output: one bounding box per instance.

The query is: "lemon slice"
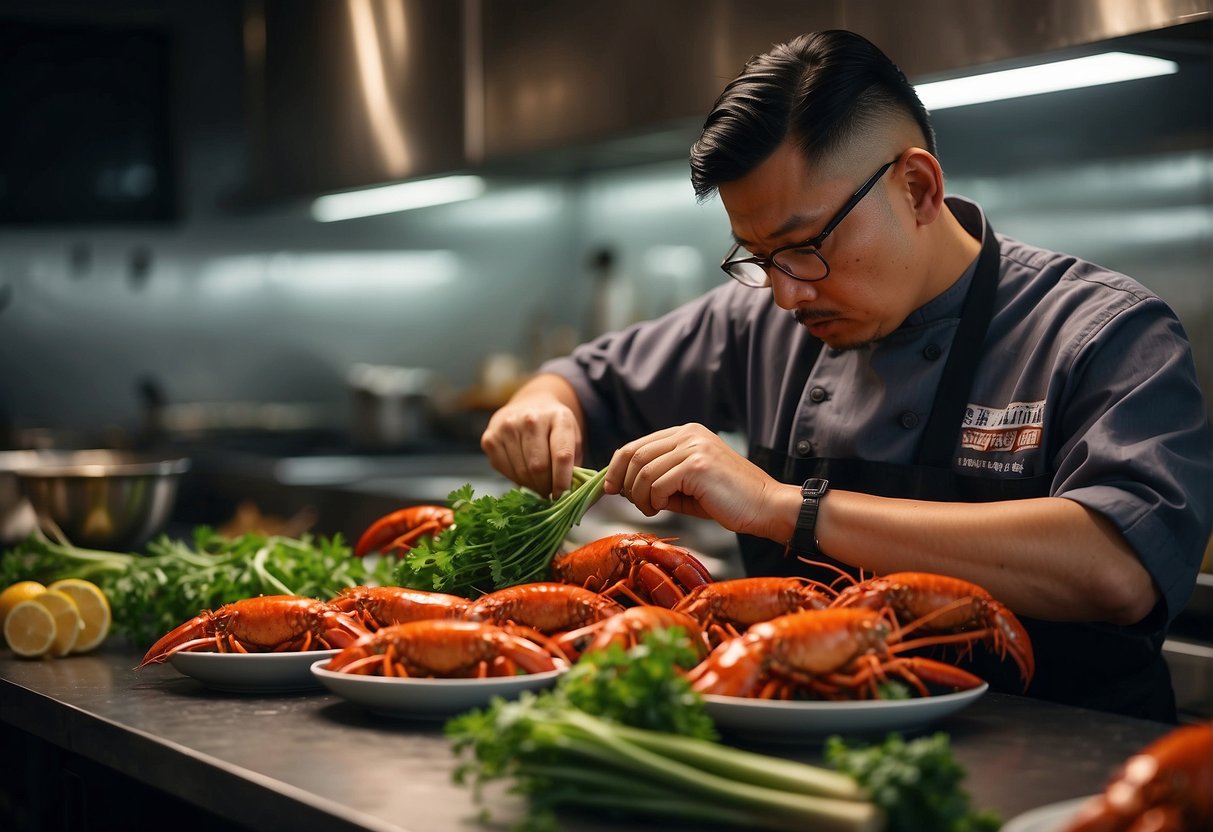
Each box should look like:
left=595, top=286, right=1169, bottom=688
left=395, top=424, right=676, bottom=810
left=3, top=599, right=57, bottom=658
left=48, top=579, right=112, bottom=654
left=31, top=589, right=82, bottom=657
left=0, top=580, right=47, bottom=629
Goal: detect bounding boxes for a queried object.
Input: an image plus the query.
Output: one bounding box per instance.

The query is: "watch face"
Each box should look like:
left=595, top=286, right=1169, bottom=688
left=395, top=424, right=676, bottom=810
left=803, top=478, right=828, bottom=497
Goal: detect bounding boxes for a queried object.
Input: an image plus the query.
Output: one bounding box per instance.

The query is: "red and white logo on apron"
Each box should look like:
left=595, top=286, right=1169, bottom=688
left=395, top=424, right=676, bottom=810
left=960, top=400, right=1045, bottom=454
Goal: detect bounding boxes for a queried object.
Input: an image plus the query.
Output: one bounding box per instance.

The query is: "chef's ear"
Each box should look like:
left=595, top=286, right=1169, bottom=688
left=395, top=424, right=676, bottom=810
left=900, top=148, right=945, bottom=225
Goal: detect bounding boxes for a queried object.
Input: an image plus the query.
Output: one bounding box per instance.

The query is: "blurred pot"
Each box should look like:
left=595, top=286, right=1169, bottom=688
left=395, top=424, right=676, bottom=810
left=16, top=450, right=190, bottom=552
left=347, top=364, right=437, bottom=449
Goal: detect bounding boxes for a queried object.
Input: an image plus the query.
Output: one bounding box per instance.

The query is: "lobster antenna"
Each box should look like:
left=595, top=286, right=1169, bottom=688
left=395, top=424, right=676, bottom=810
left=794, top=557, right=861, bottom=591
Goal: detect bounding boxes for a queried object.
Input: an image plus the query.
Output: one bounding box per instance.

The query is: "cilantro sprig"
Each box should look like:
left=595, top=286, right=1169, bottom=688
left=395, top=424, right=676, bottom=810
left=394, top=466, right=607, bottom=597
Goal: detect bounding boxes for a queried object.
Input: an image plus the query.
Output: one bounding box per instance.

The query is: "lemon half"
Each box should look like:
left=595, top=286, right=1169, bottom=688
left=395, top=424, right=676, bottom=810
left=0, top=581, right=47, bottom=630
left=47, top=579, right=112, bottom=654
left=31, top=589, right=82, bottom=657
left=3, top=599, right=57, bottom=658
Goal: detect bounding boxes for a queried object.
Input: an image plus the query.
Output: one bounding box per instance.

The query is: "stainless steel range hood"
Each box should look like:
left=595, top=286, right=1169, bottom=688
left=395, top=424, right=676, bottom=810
left=242, top=0, right=1211, bottom=201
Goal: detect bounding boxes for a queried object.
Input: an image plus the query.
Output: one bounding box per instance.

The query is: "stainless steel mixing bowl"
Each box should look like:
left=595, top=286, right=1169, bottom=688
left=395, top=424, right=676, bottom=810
left=0, top=450, right=42, bottom=545
left=15, top=450, right=190, bottom=551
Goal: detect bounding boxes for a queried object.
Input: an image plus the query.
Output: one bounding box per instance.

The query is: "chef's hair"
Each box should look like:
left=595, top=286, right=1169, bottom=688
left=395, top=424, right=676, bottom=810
left=689, top=29, right=936, bottom=200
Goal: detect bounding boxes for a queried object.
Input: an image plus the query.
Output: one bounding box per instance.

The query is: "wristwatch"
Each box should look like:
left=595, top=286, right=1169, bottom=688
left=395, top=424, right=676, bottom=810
left=789, top=477, right=829, bottom=556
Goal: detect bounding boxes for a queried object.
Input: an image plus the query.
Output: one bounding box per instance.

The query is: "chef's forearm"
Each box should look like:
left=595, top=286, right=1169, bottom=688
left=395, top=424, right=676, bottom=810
left=812, top=491, right=1158, bottom=625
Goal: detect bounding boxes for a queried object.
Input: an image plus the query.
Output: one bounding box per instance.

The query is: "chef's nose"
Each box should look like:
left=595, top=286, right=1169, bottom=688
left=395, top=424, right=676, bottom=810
left=770, top=270, right=821, bottom=309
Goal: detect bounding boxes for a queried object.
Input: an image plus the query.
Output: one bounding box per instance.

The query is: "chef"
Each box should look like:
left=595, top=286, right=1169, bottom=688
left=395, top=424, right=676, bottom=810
left=480, top=30, right=1212, bottom=721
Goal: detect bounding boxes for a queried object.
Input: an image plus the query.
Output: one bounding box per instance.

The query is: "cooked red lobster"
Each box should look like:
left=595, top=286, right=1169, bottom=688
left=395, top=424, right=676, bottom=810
left=1061, top=722, right=1212, bottom=832
left=324, top=619, right=568, bottom=678
left=138, top=595, right=369, bottom=667
left=831, top=570, right=1035, bottom=690
left=674, top=576, right=834, bottom=647
left=687, top=607, right=986, bottom=700
left=330, top=586, right=470, bottom=631
left=466, top=582, right=625, bottom=634
left=550, top=532, right=714, bottom=607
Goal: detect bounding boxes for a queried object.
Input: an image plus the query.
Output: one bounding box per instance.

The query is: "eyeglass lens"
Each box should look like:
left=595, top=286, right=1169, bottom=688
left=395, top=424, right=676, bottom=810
left=725, top=245, right=827, bottom=286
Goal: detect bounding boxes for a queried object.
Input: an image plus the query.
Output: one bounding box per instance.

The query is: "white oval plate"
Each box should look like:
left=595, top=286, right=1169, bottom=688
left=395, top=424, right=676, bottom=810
left=310, top=659, right=565, bottom=718
left=703, top=683, right=988, bottom=740
left=1000, top=796, right=1094, bottom=832
left=168, top=649, right=341, bottom=693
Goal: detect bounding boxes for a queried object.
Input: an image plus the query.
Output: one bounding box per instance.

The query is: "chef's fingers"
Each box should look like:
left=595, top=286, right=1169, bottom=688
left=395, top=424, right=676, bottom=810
left=499, top=431, right=532, bottom=491
left=547, top=409, right=581, bottom=499
left=611, top=429, right=684, bottom=514
left=512, top=431, right=550, bottom=498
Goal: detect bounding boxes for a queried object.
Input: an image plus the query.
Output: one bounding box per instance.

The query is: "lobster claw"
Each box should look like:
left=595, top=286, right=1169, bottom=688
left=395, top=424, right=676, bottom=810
left=138, top=613, right=214, bottom=668
left=879, top=657, right=987, bottom=696
left=552, top=533, right=714, bottom=608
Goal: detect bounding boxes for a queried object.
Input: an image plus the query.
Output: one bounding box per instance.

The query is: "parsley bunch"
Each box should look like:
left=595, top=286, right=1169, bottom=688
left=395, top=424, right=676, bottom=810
left=0, top=528, right=394, bottom=648
left=394, top=466, right=607, bottom=597
left=556, top=626, right=715, bottom=739
left=825, top=733, right=1001, bottom=832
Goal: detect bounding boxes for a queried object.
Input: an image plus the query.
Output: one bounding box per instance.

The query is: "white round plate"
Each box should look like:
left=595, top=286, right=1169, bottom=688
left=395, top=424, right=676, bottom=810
left=1000, top=796, right=1094, bottom=832
left=168, top=649, right=340, bottom=693
left=703, top=683, right=988, bottom=740
left=310, top=659, right=565, bottom=718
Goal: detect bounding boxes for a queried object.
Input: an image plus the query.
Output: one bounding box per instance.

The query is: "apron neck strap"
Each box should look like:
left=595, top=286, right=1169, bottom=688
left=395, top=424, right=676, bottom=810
left=915, top=223, right=1001, bottom=467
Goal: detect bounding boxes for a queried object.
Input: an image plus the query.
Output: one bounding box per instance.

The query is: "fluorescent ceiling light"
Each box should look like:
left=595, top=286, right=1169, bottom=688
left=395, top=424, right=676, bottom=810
left=915, top=52, right=1178, bottom=111
left=311, top=175, right=486, bottom=222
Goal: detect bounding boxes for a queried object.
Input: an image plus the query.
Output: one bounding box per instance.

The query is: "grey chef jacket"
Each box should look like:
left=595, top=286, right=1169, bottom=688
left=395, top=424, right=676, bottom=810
left=542, top=196, right=1212, bottom=719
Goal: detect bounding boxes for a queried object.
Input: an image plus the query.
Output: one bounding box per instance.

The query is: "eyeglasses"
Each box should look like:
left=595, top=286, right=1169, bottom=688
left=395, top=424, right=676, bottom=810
left=720, top=160, right=896, bottom=287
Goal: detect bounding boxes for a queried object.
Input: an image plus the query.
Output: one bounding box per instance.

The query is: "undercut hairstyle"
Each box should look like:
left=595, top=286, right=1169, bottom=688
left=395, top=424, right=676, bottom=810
left=690, top=30, right=936, bottom=200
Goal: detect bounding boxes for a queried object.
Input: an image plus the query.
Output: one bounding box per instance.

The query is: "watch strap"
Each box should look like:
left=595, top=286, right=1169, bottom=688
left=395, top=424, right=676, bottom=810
left=789, top=477, right=828, bottom=556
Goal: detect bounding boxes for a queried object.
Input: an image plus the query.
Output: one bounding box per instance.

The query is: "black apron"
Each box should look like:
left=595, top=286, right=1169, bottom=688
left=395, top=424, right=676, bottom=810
left=740, top=227, right=1176, bottom=722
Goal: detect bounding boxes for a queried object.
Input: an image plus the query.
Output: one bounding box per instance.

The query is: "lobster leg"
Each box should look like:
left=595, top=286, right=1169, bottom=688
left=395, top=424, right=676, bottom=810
left=893, top=621, right=1033, bottom=692
left=600, top=548, right=713, bottom=608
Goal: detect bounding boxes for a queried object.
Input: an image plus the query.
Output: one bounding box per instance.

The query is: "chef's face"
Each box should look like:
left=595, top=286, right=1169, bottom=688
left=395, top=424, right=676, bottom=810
left=718, top=140, right=922, bottom=351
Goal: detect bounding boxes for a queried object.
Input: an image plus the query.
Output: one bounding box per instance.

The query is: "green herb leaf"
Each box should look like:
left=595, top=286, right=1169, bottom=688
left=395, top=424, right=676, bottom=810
left=394, top=466, right=607, bottom=597
left=1, top=529, right=395, bottom=649
left=825, top=732, right=1001, bottom=832
left=558, top=627, right=717, bottom=740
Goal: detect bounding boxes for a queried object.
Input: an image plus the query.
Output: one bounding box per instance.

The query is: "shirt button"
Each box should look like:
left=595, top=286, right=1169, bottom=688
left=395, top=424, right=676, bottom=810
left=923, top=343, right=942, bottom=360
left=795, top=439, right=813, bottom=455
left=809, top=386, right=828, bottom=404
left=899, top=411, right=919, bottom=429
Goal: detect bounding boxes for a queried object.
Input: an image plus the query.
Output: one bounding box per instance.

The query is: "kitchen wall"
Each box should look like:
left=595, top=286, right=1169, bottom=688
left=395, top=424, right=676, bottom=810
left=0, top=3, right=1209, bottom=449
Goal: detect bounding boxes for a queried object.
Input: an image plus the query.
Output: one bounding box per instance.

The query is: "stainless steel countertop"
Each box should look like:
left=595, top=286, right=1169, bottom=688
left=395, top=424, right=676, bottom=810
left=0, top=643, right=1179, bottom=832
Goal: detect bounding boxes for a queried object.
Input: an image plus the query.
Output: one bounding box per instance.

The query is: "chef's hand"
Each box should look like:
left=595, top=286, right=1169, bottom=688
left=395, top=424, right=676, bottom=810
left=605, top=423, right=789, bottom=538
left=480, top=373, right=586, bottom=498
